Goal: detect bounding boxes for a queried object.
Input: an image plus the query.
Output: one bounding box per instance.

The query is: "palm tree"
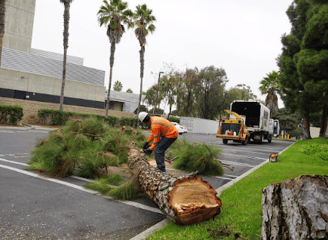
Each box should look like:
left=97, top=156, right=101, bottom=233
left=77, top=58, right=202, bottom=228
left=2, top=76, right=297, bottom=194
left=130, top=4, right=156, bottom=117
left=259, top=71, right=280, bottom=118
left=0, top=0, right=7, bottom=66
left=97, top=0, right=133, bottom=117
left=59, top=0, right=74, bottom=111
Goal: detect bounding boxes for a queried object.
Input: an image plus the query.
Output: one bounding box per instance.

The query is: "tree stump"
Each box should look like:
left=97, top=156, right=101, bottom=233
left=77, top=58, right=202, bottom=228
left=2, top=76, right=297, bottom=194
left=261, top=175, right=328, bottom=239
left=128, top=142, right=222, bottom=225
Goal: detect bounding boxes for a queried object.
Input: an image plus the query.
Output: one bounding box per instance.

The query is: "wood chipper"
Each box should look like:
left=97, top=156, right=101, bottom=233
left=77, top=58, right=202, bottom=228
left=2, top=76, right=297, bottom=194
left=216, top=110, right=250, bottom=145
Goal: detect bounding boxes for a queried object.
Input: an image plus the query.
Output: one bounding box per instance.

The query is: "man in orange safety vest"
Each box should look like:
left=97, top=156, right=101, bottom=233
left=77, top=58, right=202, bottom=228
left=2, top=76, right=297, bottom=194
left=138, top=112, right=178, bottom=172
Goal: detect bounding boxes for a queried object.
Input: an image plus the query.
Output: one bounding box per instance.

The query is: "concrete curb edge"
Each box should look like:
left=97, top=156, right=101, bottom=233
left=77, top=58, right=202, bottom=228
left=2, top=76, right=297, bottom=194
left=130, top=218, right=170, bottom=240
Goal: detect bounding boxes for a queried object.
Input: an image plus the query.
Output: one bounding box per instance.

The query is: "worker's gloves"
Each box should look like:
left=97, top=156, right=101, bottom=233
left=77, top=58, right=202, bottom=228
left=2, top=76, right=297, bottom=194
left=144, top=148, right=153, bottom=155
left=143, top=142, right=150, bottom=149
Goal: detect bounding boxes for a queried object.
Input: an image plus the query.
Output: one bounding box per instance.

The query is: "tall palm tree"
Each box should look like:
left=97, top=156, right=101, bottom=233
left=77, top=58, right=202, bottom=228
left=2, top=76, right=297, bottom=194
left=97, top=0, right=133, bottom=117
left=130, top=4, right=156, bottom=117
left=59, top=0, right=74, bottom=111
left=259, top=71, right=280, bottom=118
left=0, top=0, right=7, bottom=66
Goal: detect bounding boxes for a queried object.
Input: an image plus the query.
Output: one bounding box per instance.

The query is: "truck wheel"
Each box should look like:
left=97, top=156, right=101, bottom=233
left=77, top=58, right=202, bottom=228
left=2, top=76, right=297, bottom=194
left=268, top=136, right=272, bottom=143
left=259, top=134, right=263, bottom=144
left=242, top=136, right=248, bottom=145
left=223, top=139, right=228, bottom=144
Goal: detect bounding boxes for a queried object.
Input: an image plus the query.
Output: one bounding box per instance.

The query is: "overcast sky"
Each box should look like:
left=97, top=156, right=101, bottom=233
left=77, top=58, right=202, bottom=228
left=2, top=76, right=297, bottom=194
left=31, top=0, right=294, bottom=110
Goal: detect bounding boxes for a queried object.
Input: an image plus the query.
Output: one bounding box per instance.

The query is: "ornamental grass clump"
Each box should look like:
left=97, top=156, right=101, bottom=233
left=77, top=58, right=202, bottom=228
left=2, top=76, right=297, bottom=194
left=28, top=117, right=146, bottom=178
left=173, top=141, right=224, bottom=176
left=107, top=181, right=140, bottom=200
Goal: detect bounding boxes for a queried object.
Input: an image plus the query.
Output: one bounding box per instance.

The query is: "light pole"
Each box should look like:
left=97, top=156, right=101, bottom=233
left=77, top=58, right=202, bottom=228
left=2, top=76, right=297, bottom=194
left=153, top=71, right=164, bottom=114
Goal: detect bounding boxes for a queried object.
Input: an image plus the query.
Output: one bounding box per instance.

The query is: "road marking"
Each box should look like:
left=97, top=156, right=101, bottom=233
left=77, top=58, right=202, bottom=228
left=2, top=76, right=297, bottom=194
left=0, top=130, right=15, bottom=133
left=223, top=174, right=237, bottom=178
left=222, top=153, right=267, bottom=161
left=0, top=158, right=28, bottom=166
left=0, top=163, right=99, bottom=194
left=0, top=159, right=163, bottom=215
left=218, top=159, right=257, bottom=168
left=214, top=176, right=235, bottom=180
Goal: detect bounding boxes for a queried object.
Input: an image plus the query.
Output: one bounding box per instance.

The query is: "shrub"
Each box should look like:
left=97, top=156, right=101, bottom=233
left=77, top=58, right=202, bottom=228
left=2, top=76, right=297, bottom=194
left=108, top=181, right=139, bottom=200
left=168, top=117, right=180, bottom=123
left=300, top=141, right=328, bottom=161
left=28, top=117, right=146, bottom=178
left=0, top=105, right=24, bottom=125
left=173, top=140, right=224, bottom=176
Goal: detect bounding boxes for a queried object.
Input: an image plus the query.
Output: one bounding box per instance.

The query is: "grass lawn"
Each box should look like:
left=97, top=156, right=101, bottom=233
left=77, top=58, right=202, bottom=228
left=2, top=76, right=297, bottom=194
left=146, top=138, right=328, bottom=240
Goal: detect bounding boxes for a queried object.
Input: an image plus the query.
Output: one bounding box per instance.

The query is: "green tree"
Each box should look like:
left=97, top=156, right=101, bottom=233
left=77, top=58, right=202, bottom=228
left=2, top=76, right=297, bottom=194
left=224, top=84, right=257, bottom=109
left=161, top=73, right=178, bottom=119
left=98, top=0, right=133, bottom=117
left=195, top=66, right=228, bottom=120
left=130, top=4, right=156, bottom=119
left=113, top=80, right=123, bottom=91
left=176, top=68, right=198, bottom=117
left=274, top=108, right=303, bottom=137
left=59, top=0, right=74, bottom=112
left=134, top=105, right=147, bottom=114
left=144, top=84, right=164, bottom=110
left=0, top=0, right=6, bottom=66
left=296, top=2, right=328, bottom=137
left=278, top=0, right=314, bottom=139
left=259, top=71, right=280, bottom=118
left=126, top=88, right=133, bottom=93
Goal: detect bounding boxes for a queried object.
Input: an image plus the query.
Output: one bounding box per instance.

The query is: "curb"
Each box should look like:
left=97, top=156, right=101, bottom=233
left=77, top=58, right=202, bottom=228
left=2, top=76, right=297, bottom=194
left=130, top=219, right=170, bottom=240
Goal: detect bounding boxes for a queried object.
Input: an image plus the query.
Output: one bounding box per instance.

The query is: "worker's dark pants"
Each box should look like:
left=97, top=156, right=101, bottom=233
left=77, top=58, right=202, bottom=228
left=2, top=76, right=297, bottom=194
left=154, top=137, right=177, bottom=172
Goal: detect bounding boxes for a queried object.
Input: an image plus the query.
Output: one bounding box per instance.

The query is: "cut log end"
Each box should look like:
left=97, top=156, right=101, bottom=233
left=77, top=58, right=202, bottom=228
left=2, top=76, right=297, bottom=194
left=168, top=177, right=222, bottom=225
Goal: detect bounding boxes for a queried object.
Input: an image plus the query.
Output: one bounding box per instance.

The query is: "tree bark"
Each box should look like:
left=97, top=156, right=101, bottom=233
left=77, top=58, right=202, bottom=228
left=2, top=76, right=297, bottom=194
left=59, top=2, right=71, bottom=111
left=320, top=103, right=328, bottom=138
left=128, top=142, right=222, bottom=225
left=261, top=175, right=328, bottom=240
left=137, top=47, right=145, bottom=126
left=105, top=43, right=116, bottom=117
left=303, top=109, right=312, bottom=139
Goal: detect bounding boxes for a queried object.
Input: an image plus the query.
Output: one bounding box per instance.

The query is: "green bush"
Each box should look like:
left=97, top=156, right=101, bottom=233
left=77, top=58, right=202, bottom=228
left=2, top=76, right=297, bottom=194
left=173, top=140, right=224, bottom=176
left=168, top=117, right=180, bottom=123
left=28, top=117, right=146, bottom=178
left=37, top=109, right=122, bottom=127
left=0, top=105, right=24, bottom=125
left=120, top=117, right=138, bottom=128
left=300, top=142, right=328, bottom=160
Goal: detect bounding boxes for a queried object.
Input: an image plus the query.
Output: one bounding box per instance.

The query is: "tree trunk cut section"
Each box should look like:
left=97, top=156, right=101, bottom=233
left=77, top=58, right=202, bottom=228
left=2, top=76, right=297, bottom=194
left=128, top=142, right=222, bottom=225
left=261, top=175, right=328, bottom=240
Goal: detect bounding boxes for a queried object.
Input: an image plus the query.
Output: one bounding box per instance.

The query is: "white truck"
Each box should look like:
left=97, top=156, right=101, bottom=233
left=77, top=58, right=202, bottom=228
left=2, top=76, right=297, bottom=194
left=230, top=100, right=273, bottom=143
left=217, top=100, right=277, bottom=144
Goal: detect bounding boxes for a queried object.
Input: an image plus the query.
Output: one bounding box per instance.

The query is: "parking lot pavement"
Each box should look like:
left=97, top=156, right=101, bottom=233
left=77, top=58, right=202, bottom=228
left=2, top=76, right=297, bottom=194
left=178, top=133, right=294, bottom=189
left=0, top=128, right=165, bottom=239
left=0, top=127, right=294, bottom=239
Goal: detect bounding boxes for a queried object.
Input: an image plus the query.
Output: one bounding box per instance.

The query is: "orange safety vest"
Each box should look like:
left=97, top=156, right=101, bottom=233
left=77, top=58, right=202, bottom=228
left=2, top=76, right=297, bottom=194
left=147, top=116, right=178, bottom=150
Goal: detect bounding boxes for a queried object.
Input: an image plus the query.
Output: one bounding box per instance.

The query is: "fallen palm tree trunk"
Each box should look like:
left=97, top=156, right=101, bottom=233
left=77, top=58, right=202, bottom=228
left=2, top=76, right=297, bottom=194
left=128, top=142, right=222, bottom=225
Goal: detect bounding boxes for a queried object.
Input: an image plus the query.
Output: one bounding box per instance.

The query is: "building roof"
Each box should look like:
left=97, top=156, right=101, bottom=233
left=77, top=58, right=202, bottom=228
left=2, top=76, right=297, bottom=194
left=2, top=48, right=105, bottom=87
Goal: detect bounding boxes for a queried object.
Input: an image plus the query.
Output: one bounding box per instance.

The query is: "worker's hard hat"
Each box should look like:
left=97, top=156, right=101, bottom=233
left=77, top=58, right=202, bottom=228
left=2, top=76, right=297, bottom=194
left=138, top=112, right=150, bottom=122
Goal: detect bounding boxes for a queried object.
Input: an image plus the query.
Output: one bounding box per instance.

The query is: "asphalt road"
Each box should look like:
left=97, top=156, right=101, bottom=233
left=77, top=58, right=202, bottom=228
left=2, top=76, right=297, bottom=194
left=0, top=127, right=294, bottom=239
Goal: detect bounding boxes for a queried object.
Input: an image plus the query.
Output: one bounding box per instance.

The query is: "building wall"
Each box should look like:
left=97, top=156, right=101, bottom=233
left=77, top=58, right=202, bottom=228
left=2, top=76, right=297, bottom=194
left=0, top=68, right=105, bottom=102
left=3, top=0, right=36, bottom=53
left=0, top=97, right=134, bottom=123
